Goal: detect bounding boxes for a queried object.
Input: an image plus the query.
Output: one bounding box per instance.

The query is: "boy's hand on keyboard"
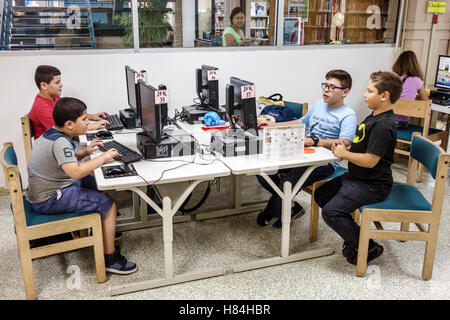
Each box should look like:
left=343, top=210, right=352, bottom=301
left=102, top=148, right=121, bottom=163
left=91, top=119, right=110, bottom=130
left=85, top=139, right=103, bottom=155
left=90, top=112, right=109, bottom=121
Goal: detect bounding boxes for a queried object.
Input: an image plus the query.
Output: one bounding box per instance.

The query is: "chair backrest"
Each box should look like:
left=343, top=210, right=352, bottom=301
left=409, top=134, right=446, bottom=179
left=1, top=142, right=27, bottom=232
left=284, top=101, right=308, bottom=119
left=21, top=115, right=33, bottom=164
left=407, top=135, right=449, bottom=216
left=393, top=99, right=431, bottom=135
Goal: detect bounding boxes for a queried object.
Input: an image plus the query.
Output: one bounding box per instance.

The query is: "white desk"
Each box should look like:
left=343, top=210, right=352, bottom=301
left=89, top=123, right=339, bottom=296
left=216, top=148, right=339, bottom=273
left=91, top=131, right=231, bottom=295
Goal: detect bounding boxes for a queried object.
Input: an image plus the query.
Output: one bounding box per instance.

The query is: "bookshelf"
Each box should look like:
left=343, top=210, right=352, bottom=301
left=214, top=1, right=225, bottom=33
left=284, top=0, right=391, bottom=45
left=250, top=1, right=270, bottom=43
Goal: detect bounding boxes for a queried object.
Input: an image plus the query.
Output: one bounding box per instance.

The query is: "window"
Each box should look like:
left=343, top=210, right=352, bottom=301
left=282, top=0, right=399, bottom=46
left=0, top=0, right=400, bottom=51
left=0, top=0, right=133, bottom=50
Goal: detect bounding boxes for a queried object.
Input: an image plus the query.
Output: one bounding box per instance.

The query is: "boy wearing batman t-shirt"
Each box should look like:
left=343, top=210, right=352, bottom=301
left=314, top=71, right=403, bottom=265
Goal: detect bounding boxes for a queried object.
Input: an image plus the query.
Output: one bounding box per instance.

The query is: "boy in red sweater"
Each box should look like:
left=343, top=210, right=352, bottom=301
left=29, top=65, right=109, bottom=138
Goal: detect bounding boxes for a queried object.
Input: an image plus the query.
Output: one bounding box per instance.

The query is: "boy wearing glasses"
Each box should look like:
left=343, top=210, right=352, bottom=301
left=256, top=69, right=357, bottom=229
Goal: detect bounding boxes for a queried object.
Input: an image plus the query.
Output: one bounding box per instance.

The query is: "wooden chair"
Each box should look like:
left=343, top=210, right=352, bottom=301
left=304, top=165, right=348, bottom=241
left=284, top=101, right=308, bottom=119
left=21, top=115, right=33, bottom=164
left=393, top=99, right=448, bottom=181
left=1, top=142, right=106, bottom=299
left=355, top=133, right=449, bottom=280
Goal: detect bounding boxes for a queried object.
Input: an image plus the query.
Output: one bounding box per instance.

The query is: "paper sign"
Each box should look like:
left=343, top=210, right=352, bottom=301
left=207, top=70, right=219, bottom=81
left=262, top=124, right=305, bottom=161
left=155, top=89, right=169, bottom=104
left=428, top=1, right=446, bottom=13
left=241, top=84, right=255, bottom=99
left=134, top=71, right=147, bottom=84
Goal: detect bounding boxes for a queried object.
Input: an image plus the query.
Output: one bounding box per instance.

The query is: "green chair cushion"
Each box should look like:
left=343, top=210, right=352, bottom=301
left=22, top=197, right=95, bottom=227
left=360, top=184, right=431, bottom=212
left=397, top=125, right=443, bottom=142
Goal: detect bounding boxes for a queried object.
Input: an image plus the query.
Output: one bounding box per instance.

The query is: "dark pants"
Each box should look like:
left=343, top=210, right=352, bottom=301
left=257, top=164, right=335, bottom=219
left=314, top=173, right=392, bottom=248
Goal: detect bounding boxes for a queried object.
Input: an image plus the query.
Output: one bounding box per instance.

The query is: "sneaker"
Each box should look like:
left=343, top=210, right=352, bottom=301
left=256, top=208, right=274, bottom=226
left=343, top=241, right=384, bottom=265
left=115, top=231, right=123, bottom=241
left=272, top=203, right=306, bottom=229
left=105, top=246, right=137, bottom=275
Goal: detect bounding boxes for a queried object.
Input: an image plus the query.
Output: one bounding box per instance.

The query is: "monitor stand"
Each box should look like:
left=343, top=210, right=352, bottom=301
left=119, top=109, right=140, bottom=129
left=182, top=104, right=226, bottom=124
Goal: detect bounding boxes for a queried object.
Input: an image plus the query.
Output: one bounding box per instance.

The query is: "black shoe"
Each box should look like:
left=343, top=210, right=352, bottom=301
left=343, top=241, right=384, bottom=265
left=115, top=231, right=123, bottom=241
left=105, top=246, right=137, bottom=275
left=272, top=204, right=306, bottom=229
left=257, top=209, right=274, bottom=226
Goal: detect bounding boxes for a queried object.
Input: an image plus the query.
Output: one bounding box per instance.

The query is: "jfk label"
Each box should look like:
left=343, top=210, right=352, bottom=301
left=241, top=85, right=255, bottom=99
left=207, top=70, right=219, bottom=81
left=156, top=90, right=169, bottom=104
left=134, top=71, right=147, bottom=84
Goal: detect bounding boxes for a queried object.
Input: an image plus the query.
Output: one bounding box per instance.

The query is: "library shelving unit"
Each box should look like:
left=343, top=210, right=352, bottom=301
left=250, top=1, right=270, bottom=44
left=284, top=0, right=390, bottom=45
left=214, top=0, right=225, bottom=34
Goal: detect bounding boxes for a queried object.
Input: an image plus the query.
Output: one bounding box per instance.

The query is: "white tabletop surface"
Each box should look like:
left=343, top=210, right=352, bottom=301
left=90, top=129, right=230, bottom=190
left=431, top=103, right=450, bottom=115
left=217, top=147, right=340, bottom=175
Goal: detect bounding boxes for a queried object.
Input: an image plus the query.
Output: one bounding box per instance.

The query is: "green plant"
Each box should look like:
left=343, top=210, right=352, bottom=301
left=114, top=0, right=174, bottom=48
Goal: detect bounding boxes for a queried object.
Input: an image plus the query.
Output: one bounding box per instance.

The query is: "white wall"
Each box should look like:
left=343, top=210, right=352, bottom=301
left=0, top=45, right=396, bottom=188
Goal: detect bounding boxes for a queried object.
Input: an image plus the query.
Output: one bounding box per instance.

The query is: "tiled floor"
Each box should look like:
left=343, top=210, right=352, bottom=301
left=1, top=159, right=449, bottom=300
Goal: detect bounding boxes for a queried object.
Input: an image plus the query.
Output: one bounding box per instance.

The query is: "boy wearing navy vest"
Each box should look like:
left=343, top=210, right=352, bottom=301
left=27, top=97, right=137, bottom=275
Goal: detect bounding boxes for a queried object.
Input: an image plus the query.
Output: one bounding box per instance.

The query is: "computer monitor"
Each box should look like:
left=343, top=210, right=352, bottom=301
left=435, top=55, right=450, bottom=92
left=226, top=76, right=259, bottom=135
left=196, top=65, right=219, bottom=108
left=138, top=80, right=164, bottom=144
left=125, top=65, right=147, bottom=117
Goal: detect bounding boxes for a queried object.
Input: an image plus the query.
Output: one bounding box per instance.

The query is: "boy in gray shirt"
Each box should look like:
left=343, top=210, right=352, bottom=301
left=27, top=97, right=137, bottom=275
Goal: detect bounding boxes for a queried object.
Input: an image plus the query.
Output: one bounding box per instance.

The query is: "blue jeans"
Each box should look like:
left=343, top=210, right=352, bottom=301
left=314, top=173, right=392, bottom=248
left=257, top=164, right=335, bottom=219
left=31, top=175, right=113, bottom=218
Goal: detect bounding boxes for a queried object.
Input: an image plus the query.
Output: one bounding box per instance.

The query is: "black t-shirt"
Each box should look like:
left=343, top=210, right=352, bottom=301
left=348, top=109, right=396, bottom=184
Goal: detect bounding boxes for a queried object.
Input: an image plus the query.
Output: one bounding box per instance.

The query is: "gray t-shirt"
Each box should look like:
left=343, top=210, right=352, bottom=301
left=27, top=128, right=78, bottom=203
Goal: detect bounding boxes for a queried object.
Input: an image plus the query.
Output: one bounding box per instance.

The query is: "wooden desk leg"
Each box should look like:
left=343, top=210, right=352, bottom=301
left=281, top=181, right=292, bottom=258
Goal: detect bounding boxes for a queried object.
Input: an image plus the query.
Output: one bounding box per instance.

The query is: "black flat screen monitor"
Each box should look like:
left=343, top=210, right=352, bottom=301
left=138, top=80, right=163, bottom=144
left=228, top=76, right=258, bottom=135
left=435, top=55, right=450, bottom=92
left=196, top=65, right=219, bottom=108
left=125, top=65, right=146, bottom=117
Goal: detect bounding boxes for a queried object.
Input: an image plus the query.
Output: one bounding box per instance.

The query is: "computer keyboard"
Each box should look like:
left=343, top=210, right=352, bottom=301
left=431, top=98, right=450, bottom=106
left=105, top=114, right=124, bottom=131
left=98, top=140, right=143, bottom=164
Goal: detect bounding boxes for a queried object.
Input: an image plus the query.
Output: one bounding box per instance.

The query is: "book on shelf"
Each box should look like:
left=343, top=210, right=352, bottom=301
left=288, top=0, right=309, bottom=21
left=251, top=1, right=268, bottom=16
left=283, top=17, right=304, bottom=45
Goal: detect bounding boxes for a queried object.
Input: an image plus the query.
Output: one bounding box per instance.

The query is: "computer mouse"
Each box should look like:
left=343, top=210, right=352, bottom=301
left=105, top=167, right=127, bottom=175
left=95, top=130, right=113, bottom=139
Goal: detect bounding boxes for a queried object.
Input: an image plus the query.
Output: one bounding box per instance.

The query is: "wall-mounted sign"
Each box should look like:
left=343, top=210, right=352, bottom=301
left=428, top=1, right=446, bottom=13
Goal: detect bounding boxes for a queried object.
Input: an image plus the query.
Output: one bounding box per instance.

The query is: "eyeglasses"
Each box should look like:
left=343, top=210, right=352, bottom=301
left=321, top=82, right=346, bottom=92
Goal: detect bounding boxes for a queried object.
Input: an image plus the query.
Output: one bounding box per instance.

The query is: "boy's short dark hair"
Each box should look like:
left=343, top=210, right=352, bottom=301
left=326, top=69, right=352, bottom=90
left=53, top=97, right=87, bottom=127
left=369, top=71, right=403, bottom=104
left=34, top=65, right=61, bottom=89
